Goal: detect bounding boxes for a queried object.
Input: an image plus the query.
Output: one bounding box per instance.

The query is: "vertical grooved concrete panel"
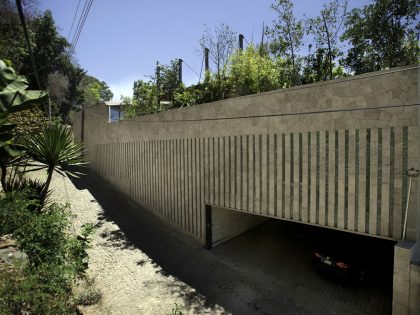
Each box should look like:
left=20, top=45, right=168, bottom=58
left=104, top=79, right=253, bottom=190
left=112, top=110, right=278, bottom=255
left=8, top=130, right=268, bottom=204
left=72, top=66, right=419, bottom=243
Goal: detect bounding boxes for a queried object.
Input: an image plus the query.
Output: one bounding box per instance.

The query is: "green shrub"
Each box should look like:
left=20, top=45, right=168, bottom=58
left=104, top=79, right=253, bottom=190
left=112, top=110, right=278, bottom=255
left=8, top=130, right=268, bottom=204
left=0, top=265, right=78, bottom=314
left=4, top=177, right=51, bottom=210
left=0, top=190, right=95, bottom=314
left=0, top=191, right=35, bottom=235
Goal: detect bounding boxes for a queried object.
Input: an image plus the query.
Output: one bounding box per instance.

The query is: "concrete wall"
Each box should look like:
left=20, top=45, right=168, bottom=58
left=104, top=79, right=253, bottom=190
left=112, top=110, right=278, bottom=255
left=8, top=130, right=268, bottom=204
left=73, top=65, right=420, bottom=243
left=393, top=241, right=420, bottom=314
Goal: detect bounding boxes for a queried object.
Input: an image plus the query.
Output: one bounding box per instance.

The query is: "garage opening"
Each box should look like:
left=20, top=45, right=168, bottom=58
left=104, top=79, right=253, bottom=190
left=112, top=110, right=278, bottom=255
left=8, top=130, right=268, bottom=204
left=206, top=206, right=395, bottom=315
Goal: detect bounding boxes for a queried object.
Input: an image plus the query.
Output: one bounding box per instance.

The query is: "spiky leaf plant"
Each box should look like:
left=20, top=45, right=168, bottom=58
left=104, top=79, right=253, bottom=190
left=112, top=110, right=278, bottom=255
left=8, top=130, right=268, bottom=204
left=25, top=122, right=87, bottom=207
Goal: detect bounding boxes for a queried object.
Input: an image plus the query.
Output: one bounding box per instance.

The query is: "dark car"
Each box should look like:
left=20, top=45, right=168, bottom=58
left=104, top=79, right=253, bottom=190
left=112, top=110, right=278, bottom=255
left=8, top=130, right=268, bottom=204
left=309, top=228, right=372, bottom=283
left=312, top=244, right=366, bottom=282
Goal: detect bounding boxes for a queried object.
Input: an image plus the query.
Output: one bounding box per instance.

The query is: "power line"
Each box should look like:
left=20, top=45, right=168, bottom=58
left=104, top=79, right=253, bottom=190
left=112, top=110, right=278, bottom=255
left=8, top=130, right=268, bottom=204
left=70, top=0, right=94, bottom=56
left=207, top=65, right=217, bottom=76
left=182, top=59, right=201, bottom=79
left=67, top=0, right=82, bottom=40
left=27, top=0, right=94, bottom=77
left=70, top=0, right=89, bottom=50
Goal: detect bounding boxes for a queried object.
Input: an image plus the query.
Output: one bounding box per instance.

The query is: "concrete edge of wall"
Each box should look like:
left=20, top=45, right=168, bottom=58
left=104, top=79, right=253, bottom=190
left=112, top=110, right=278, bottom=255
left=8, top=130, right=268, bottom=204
left=87, top=64, right=419, bottom=124
left=393, top=241, right=420, bottom=315
left=210, top=206, right=268, bottom=248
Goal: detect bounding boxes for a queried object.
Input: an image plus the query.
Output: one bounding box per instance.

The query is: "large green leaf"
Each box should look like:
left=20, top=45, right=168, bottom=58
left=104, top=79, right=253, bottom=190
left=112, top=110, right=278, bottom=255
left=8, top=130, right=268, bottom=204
left=0, top=60, right=48, bottom=114
left=0, top=141, right=24, bottom=158
left=0, top=90, right=48, bottom=113
left=0, top=59, right=48, bottom=161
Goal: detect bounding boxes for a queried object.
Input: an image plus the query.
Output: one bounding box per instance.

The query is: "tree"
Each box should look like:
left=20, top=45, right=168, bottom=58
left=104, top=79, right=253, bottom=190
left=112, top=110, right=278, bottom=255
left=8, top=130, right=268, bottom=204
left=307, top=0, right=348, bottom=80
left=121, top=96, right=138, bottom=119
left=266, top=0, right=304, bottom=85
left=132, top=79, right=162, bottom=114
left=173, top=84, right=204, bottom=108
left=228, top=44, right=284, bottom=96
left=47, top=71, right=69, bottom=117
left=79, top=75, right=114, bottom=106
left=302, top=46, right=347, bottom=83
left=342, top=0, right=419, bottom=74
left=199, top=23, right=237, bottom=78
left=158, top=59, right=181, bottom=104
left=83, top=81, right=101, bottom=105
left=61, top=64, right=86, bottom=121
left=99, top=81, right=113, bottom=102
left=0, top=0, right=36, bottom=73
left=21, top=10, right=71, bottom=89
left=0, top=1, right=91, bottom=120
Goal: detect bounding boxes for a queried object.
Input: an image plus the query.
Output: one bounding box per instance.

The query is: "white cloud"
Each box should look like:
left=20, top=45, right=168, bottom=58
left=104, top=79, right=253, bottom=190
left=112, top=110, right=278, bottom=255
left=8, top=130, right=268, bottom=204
left=108, top=74, right=141, bottom=100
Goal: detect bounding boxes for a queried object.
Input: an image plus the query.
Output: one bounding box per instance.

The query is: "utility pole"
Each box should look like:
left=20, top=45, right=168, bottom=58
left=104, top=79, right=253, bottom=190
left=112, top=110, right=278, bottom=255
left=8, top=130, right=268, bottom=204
left=156, top=61, right=160, bottom=105
left=239, top=34, right=244, bottom=50
left=260, top=22, right=265, bottom=56
left=178, top=58, right=183, bottom=86
left=204, top=48, right=209, bottom=82
left=204, top=48, right=209, bottom=71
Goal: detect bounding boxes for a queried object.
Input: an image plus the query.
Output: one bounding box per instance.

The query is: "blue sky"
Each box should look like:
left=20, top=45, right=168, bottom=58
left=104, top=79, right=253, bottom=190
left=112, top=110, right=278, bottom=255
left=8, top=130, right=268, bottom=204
left=38, top=0, right=370, bottom=100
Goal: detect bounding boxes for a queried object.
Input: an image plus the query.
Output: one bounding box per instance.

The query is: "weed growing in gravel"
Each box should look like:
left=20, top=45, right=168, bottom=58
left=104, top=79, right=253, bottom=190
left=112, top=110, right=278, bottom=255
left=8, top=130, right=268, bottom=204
left=170, top=303, right=184, bottom=315
left=74, top=277, right=103, bottom=306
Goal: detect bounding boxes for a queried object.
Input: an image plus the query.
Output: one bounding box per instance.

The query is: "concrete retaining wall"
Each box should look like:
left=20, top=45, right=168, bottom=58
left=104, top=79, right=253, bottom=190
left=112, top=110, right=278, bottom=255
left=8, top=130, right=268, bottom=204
left=73, top=65, right=420, bottom=243
left=393, top=241, right=420, bottom=314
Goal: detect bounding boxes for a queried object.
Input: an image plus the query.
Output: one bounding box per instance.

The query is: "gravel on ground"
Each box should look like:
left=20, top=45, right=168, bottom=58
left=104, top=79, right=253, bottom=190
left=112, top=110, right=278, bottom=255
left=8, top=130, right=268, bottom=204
left=40, top=171, right=229, bottom=315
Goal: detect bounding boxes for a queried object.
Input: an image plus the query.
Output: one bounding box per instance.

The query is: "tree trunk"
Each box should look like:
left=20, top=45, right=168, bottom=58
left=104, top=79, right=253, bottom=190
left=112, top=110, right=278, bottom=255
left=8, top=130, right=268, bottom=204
left=322, top=13, right=333, bottom=80
left=38, top=167, right=53, bottom=212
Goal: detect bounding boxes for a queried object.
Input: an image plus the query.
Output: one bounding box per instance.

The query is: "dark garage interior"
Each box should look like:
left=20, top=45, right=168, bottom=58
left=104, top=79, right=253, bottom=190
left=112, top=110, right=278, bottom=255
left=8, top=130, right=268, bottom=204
left=210, top=217, right=396, bottom=315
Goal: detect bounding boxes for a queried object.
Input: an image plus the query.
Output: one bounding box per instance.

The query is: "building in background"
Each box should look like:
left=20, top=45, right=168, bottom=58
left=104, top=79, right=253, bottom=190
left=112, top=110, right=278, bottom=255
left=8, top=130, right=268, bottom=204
left=105, top=101, right=123, bottom=123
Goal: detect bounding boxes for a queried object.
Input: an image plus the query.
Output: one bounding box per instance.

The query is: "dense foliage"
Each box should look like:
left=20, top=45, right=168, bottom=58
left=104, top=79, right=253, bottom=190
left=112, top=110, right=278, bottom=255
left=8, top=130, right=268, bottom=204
left=0, top=59, right=48, bottom=191
left=0, top=61, right=95, bottom=314
left=0, top=192, right=94, bottom=314
left=122, top=0, right=419, bottom=117
left=341, top=0, right=419, bottom=74
left=0, top=0, right=113, bottom=122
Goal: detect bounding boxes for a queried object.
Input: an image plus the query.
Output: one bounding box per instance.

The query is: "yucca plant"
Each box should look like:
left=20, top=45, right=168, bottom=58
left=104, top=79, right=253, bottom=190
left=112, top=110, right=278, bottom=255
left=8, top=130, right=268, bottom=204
left=25, top=122, right=87, bottom=208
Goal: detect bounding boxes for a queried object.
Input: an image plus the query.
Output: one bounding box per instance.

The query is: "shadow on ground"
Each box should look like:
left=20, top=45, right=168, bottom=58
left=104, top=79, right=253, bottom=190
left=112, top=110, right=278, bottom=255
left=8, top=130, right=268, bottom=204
left=68, top=169, right=304, bottom=315
left=68, top=168, right=392, bottom=315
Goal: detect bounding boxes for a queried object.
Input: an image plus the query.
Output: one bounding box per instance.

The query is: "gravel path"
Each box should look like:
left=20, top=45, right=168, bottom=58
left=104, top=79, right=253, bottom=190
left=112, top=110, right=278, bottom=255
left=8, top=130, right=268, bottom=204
left=43, top=171, right=228, bottom=315
left=32, top=167, right=311, bottom=315
left=26, top=169, right=393, bottom=315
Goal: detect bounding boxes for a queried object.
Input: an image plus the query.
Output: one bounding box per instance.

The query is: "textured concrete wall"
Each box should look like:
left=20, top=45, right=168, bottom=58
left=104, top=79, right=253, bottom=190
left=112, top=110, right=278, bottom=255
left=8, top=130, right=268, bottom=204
left=73, top=65, right=420, bottom=243
left=393, top=241, right=420, bottom=315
